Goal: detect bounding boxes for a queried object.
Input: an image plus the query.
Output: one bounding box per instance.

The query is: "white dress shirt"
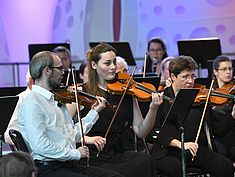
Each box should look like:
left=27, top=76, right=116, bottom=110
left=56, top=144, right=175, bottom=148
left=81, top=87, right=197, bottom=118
left=18, top=85, right=99, bottom=161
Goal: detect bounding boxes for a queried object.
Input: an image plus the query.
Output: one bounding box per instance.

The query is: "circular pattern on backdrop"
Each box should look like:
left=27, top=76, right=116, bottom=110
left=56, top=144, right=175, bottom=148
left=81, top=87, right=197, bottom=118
left=215, top=25, right=226, bottom=34
left=53, top=5, right=61, bottom=29
left=175, top=5, right=185, bottom=15
left=207, top=0, right=232, bottom=6
left=65, top=0, right=72, bottom=14
left=229, top=35, right=235, bottom=45
left=147, top=27, right=166, bottom=41
left=190, top=27, right=211, bottom=38
left=67, top=16, right=74, bottom=28
left=153, top=6, right=162, bottom=16
left=140, top=13, right=148, bottom=23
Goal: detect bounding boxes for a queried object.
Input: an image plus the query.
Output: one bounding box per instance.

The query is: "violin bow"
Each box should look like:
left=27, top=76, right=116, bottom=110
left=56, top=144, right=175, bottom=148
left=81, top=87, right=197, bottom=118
left=192, top=78, right=215, bottom=160
left=65, top=68, right=71, bottom=87
left=97, top=66, right=137, bottom=157
left=143, top=53, right=147, bottom=78
left=71, top=66, right=89, bottom=166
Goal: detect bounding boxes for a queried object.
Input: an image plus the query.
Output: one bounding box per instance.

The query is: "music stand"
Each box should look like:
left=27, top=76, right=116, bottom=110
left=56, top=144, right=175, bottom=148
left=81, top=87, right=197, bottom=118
left=177, top=37, right=221, bottom=77
left=0, top=87, right=26, bottom=97
left=160, top=88, right=199, bottom=177
left=0, top=96, right=19, bottom=156
left=28, top=43, right=70, bottom=61
left=195, top=78, right=212, bottom=89
left=89, top=42, right=136, bottom=66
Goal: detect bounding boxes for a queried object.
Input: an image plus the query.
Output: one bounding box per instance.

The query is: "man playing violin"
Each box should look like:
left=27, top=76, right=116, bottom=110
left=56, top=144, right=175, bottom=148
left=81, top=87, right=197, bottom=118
left=211, top=55, right=235, bottom=162
left=18, top=51, right=123, bottom=177
left=149, top=55, right=234, bottom=177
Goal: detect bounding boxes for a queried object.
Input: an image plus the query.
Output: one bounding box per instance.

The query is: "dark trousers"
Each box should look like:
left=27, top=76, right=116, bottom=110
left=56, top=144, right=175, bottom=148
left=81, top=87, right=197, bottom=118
left=35, top=160, right=123, bottom=177
left=155, top=147, right=234, bottom=177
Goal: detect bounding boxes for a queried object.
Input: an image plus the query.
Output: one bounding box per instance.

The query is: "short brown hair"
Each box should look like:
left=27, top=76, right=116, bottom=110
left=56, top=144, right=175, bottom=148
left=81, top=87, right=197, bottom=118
left=169, top=55, right=197, bottom=76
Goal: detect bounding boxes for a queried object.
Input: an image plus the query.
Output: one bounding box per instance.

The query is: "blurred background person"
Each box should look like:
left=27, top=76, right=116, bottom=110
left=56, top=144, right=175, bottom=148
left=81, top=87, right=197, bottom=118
left=159, top=56, right=174, bottom=89
left=53, top=46, right=72, bottom=71
left=0, top=151, right=37, bottom=177
left=78, top=62, right=89, bottom=83
left=142, top=37, right=168, bottom=75
left=116, top=56, right=129, bottom=73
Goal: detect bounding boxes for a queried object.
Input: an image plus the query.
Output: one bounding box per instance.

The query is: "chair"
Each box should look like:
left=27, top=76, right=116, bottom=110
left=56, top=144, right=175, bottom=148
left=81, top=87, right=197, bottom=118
left=9, top=129, right=29, bottom=153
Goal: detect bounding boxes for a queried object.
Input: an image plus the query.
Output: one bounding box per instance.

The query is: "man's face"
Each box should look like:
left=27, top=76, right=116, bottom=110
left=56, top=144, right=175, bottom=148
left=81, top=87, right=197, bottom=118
left=56, top=52, right=71, bottom=71
left=47, top=56, right=64, bottom=89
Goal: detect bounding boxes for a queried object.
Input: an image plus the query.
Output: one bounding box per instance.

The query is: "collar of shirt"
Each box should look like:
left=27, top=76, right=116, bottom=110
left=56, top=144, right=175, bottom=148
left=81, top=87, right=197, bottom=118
left=32, top=85, right=54, bottom=101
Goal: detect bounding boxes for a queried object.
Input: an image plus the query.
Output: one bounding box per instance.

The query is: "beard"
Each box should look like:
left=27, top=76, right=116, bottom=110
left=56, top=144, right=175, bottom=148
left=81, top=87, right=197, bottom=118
left=47, top=73, right=61, bottom=89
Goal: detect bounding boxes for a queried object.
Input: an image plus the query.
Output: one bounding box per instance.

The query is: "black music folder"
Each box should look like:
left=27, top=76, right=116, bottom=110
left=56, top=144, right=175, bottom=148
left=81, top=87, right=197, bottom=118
left=28, top=43, right=70, bottom=61
left=162, top=88, right=199, bottom=127
left=177, top=38, right=221, bottom=68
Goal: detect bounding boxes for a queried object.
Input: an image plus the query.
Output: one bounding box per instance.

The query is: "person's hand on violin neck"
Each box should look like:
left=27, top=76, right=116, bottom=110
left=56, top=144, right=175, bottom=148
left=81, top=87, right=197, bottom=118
left=91, top=96, right=107, bottom=112
left=149, top=92, right=164, bottom=110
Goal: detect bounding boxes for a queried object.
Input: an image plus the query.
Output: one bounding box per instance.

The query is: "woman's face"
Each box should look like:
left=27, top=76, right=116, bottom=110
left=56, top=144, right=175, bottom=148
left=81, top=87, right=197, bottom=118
left=91, top=51, right=117, bottom=83
left=214, top=61, right=233, bottom=85
left=147, top=42, right=165, bottom=62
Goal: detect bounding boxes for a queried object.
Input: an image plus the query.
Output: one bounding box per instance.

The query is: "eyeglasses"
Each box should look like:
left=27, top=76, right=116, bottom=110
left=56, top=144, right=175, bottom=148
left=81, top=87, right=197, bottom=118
left=216, top=67, right=233, bottom=72
left=49, top=65, right=64, bottom=72
left=149, top=48, right=163, bottom=53
left=178, top=74, right=196, bottom=81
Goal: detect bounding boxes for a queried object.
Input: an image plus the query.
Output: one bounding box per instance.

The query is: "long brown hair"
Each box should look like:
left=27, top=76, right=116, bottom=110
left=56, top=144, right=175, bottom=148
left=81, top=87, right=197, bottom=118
left=86, top=43, right=117, bottom=96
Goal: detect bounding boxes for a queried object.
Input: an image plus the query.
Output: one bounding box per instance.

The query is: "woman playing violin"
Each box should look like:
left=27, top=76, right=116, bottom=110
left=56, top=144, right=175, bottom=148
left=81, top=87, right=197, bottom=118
left=81, top=43, right=163, bottom=177
left=211, top=55, right=235, bottom=161
left=149, top=55, right=234, bottom=177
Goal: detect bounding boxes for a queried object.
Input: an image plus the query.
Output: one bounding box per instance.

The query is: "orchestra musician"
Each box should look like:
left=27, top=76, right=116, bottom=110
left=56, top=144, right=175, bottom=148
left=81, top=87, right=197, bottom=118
left=159, top=56, right=174, bottom=89
left=53, top=46, right=72, bottom=71
left=81, top=43, right=163, bottom=177
left=142, top=37, right=168, bottom=75
left=211, top=55, right=235, bottom=161
left=17, top=51, right=123, bottom=177
left=116, top=56, right=129, bottom=73
left=78, top=62, right=89, bottom=84
left=149, top=55, right=234, bottom=177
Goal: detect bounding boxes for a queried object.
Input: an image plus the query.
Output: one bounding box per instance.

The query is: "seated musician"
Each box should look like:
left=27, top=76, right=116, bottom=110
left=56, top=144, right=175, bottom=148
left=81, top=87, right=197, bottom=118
left=149, top=55, right=234, bottom=177
left=210, top=55, right=235, bottom=161
left=17, top=51, right=123, bottom=177
left=81, top=43, right=163, bottom=177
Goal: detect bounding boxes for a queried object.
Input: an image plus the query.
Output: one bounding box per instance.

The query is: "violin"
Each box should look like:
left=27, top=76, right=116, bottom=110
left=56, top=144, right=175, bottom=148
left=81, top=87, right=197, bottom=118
left=52, top=86, right=116, bottom=112
left=193, top=83, right=235, bottom=105
left=220, top=81, right=235, bottom=95
left=107, top=72, right=173, bottom=102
